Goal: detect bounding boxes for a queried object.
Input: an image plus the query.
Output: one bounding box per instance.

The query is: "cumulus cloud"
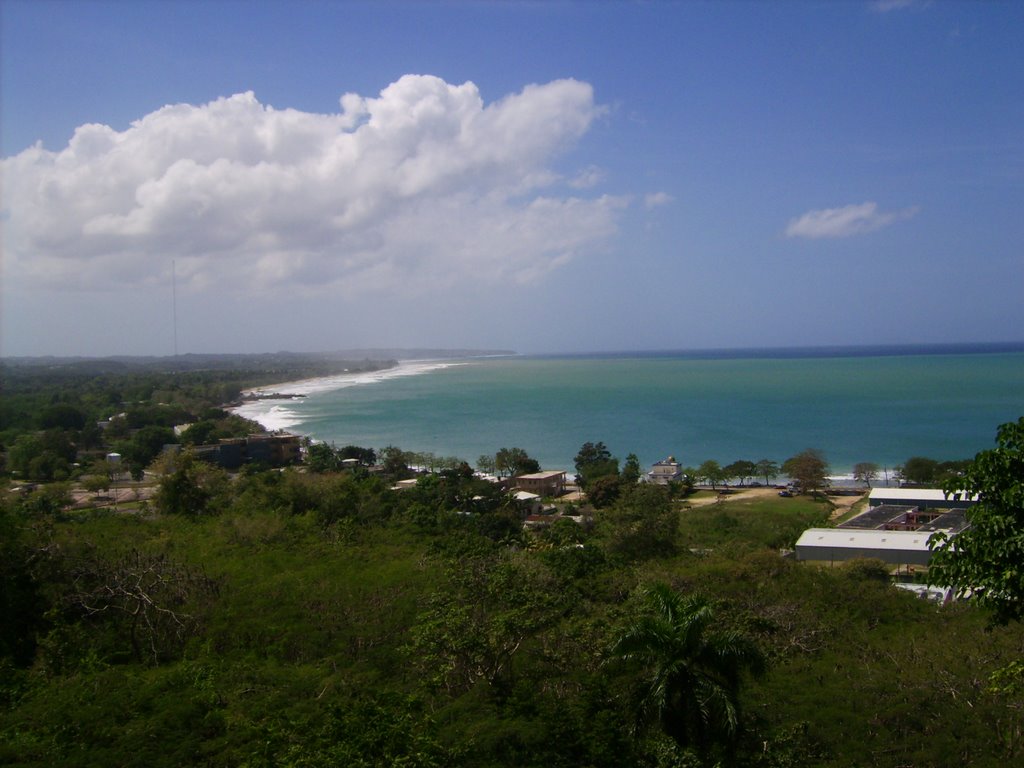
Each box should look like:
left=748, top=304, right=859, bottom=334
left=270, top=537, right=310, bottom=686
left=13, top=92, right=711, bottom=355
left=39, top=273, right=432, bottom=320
left=785, top=201, right=919, bottom=239
left=2, top=75, right=621, bottom=295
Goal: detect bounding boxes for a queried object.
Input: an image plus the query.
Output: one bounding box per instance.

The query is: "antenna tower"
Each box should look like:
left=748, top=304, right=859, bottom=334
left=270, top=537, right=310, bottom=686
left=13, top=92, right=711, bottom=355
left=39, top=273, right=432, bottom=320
left=172, top=260, right=179, bottom=357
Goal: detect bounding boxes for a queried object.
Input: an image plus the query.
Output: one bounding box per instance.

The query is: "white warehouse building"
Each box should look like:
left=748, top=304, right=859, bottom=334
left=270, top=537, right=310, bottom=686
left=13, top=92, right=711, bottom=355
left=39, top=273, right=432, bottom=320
left=867, top=487, right=976, bottom=509
left=794, top=528, right=938, bottom=566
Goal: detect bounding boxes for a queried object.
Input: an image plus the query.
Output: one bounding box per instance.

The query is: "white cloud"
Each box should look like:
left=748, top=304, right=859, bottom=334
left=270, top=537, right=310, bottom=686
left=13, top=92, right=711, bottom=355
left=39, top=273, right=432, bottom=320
left=785, top=201, right=919, bottom=239
left=644, top=191, right=673, bottom=209
left=568, top=165, right=605, bottom=189
left=870, top=0, right=921, bottom=13
left=2, top=76, right=622, bottom=296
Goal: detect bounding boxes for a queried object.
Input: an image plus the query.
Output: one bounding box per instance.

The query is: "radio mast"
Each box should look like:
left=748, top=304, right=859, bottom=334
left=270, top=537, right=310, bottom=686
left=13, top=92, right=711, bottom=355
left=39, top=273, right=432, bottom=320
left=172, top=260, right=179, bottom=358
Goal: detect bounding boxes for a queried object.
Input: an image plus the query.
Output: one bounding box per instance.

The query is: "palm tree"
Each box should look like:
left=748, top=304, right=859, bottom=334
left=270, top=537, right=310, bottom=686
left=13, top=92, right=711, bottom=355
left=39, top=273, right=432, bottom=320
left=609, top=583, right=765, bottom=761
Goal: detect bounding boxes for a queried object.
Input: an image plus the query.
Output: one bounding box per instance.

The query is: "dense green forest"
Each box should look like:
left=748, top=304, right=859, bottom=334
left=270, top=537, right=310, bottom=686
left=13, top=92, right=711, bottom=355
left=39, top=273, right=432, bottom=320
left=0, top=355, right=395, bottom=481
left=1, top=361, right=1022, bottom=767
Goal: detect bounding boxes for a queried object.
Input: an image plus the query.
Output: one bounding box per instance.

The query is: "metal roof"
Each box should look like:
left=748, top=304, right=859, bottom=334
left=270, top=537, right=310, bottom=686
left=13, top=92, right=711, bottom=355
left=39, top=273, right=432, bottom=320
left=516, top=470, right=567, bottom=480
left=796, top=528, right=936, bottom=553
left=868, top=488, right=976, bottom=504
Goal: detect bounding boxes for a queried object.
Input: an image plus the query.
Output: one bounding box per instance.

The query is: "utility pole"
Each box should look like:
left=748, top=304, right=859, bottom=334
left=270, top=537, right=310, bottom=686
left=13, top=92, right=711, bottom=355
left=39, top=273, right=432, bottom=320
left=172, top=260, right=179, bottom=358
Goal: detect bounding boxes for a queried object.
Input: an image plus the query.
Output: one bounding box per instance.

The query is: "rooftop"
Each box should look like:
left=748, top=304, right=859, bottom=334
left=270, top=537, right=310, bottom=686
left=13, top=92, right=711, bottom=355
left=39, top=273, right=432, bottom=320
left=796, top=528, right=936, bottom=554
left=841, top=504, right=969, bottom=534
left=516, top=470, right=567, bottom=480
left=868, top=487, right=977, bottom=504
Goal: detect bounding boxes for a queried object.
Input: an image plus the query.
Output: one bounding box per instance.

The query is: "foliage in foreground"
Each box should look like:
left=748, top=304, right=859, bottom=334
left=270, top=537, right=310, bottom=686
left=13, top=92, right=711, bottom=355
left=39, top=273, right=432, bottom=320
left=930, top=416, right=1024, bottom=624
left=3, top=417, right=1024, bottom=767
left=609, top=584, right=766, bottom=763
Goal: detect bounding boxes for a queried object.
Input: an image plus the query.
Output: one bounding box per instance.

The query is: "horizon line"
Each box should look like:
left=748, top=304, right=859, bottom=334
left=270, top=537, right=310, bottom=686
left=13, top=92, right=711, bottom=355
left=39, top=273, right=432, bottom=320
left=3, top=339, right=1024, bottom=363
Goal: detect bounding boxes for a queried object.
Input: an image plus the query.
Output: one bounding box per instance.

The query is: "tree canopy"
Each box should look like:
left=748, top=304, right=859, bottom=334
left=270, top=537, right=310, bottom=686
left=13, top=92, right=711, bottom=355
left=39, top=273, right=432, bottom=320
left=574, top=441, right=619, bottom=489
left=697, top=459, right=726, bottom=490
left=3, top=361, right=1023, bottom=767
left=609, top=583, right=765, bottom=760
left=782, top=449, right=830, bottom=496
left=852, top=461, right=880, bottom=487
left=755, top=458, right=779, bottom=486
left=622, top=453, right=642, bottom=484
left=724, top=460, right=756, bottom=485
left=929, top=417, right=1024, bottom=624
left=494, top=446, right=540, bottom=477
left=900, top=456, right=939, bottom=485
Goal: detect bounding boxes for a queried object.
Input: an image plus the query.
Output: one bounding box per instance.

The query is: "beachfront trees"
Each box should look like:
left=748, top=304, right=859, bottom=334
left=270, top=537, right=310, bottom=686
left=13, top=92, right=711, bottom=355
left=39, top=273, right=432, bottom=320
left=380, top=446, right=411, bottom=479
left=622, top=453, right=642, bottom=485
left=678, top=467, right=699, bottom=495
left=476, top=454, right=497, bottom=475
left=755, top=459, right=779, bottom=487
left=575, top=441, right=619, bottom=489
left=338, top=445, right=376, bottom=465
left=929, top=417, right=1024, bottom=624
left=493, top=447, right=540, bottom=477
left=697, top=460, right=726, bottom=490
left=900, top=456, right=939, bottom=485
left=895, top=456, right=971, bottom=487
left=853, top=462, right=880, bottom=487
left=609, top=583, right=765, bottom=760
left=725, top=460, right=756, bottom=486
left=782, top=449, right=829, bottom=496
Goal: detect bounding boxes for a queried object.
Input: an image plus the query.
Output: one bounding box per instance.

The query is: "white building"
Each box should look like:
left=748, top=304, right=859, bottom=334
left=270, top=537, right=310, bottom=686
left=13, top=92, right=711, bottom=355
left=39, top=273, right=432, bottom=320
left=795, top=528, right=938, bottom=567
left=868, top=487, right=977, bottom=509
left=648, top=456, right=682, bottom=485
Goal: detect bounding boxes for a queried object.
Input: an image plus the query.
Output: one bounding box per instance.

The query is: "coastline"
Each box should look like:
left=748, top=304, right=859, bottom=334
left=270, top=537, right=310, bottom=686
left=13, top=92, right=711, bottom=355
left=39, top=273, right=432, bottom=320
left=230, top=359, right=465, bottom=434
left=228, top=350, right=1021, bottom=477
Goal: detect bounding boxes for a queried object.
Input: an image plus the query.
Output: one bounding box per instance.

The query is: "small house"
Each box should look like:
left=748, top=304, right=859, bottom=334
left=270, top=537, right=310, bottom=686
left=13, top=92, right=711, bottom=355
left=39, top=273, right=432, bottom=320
left=648, top=456, right=682, bottom=485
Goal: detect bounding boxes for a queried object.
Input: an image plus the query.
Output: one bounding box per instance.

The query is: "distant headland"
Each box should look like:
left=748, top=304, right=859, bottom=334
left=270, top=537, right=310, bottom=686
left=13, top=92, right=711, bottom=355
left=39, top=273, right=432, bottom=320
left=0, top=348, right=517, bottom=373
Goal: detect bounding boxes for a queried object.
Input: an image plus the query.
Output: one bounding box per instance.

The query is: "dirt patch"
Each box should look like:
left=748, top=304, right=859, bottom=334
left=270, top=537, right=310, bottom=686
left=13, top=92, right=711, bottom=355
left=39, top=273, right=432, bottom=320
left=684, top=486, right=868, bottom=515
left=69, top=484, right=157, bottom=510
left=827, top=491, right=867, bottom=520
left=685, top=487, right=779, bottom=507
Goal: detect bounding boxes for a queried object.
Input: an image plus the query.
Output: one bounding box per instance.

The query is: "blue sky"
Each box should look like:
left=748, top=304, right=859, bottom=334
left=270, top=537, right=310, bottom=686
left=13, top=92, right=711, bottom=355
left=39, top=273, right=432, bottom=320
left=2, top=0, right=1022, bottom=357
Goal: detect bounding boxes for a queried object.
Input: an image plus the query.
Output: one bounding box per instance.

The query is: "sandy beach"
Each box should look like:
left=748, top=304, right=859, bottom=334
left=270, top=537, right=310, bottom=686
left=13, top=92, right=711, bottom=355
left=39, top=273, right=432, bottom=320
left=230, top=360, right=463, bottom=433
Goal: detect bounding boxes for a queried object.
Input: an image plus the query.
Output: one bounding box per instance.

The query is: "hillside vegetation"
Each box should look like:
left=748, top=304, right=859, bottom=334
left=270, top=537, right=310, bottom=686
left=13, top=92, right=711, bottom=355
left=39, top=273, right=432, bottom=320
left=1, top=363, right=1021, bottom=767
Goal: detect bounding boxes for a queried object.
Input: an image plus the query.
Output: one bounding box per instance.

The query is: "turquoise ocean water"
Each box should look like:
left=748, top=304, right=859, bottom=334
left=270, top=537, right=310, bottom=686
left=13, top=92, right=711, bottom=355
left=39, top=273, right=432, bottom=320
left=250, top=346, right=1024, bottom=476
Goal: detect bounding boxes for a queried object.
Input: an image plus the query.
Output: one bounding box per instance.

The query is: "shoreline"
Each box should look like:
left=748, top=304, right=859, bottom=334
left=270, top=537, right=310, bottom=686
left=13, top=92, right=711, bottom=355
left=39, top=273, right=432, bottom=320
left=226, top=352, right=1015, bottom=478
left=229, top=359, right=466, bottom=434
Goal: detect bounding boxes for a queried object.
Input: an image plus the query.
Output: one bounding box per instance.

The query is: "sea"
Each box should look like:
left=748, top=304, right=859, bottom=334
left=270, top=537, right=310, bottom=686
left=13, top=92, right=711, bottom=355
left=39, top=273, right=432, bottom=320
left=233, top=344, right=1024, bottom=479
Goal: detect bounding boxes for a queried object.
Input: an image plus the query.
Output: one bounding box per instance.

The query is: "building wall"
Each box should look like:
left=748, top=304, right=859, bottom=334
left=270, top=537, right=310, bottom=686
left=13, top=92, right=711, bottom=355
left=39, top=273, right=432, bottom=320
left=869, top=488, right=976, bottom=510
left=796, top=545, right=933, bottom=566
left=192, top=433, right=301, bottom=469
left=512, top=471, right=566, bottom=496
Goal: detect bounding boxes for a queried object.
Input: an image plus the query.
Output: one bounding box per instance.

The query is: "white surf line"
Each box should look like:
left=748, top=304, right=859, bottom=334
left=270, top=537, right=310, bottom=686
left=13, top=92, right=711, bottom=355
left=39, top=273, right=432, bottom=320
left=232, top=360, right=465, bottom=433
